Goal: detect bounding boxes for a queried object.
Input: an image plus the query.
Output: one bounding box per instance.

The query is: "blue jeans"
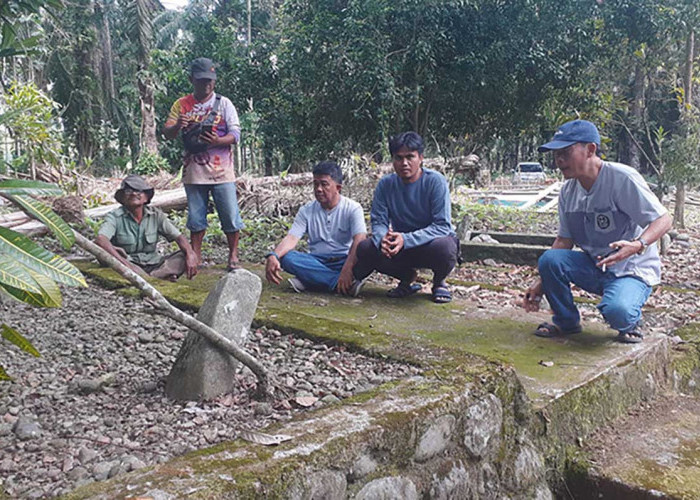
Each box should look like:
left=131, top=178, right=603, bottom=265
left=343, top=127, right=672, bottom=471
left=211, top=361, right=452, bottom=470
left=184, top=182, right=244, bottom=234
left=280, top=251, right=347, bottom=292
left=538, top=249, right=652, bottom=333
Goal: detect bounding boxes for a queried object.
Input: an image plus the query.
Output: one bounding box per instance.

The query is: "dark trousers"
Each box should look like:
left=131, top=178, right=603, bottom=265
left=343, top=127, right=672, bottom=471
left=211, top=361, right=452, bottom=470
left=353, top=235, right=459, bottom=285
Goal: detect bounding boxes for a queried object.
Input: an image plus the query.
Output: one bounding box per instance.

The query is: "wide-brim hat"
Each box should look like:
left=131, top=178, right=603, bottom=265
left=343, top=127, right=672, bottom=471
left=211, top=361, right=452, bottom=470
left=538, top=119, right=601, bottom=152
left=115, top=174, right=155, bottom=205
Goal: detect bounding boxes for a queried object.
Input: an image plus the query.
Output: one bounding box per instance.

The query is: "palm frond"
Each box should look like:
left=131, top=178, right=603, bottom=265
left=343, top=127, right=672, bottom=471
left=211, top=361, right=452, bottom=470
left=1, top=324, right=40, bottom=357
left=8, top=194, right=75, bottom=250
left=0, top=179, right=63, bottom=197
left=0, top=226, right=86, bottom=288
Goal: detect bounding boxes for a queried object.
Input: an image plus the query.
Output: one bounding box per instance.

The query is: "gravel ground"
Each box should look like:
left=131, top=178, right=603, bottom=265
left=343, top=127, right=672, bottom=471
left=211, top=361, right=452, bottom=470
left=0, top=283, right=421, bottom=498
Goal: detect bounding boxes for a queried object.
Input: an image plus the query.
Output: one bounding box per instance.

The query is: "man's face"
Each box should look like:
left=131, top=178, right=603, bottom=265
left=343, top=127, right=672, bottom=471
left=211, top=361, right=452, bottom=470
left=122, top=187, right=148, bottom=211
left=392, top=146, right=423, bottom=183
left=313, top=174, right=341, bottom=208
left=553, top=143, right=591, bottom=179
left=191, top=77, right=215, bottom=99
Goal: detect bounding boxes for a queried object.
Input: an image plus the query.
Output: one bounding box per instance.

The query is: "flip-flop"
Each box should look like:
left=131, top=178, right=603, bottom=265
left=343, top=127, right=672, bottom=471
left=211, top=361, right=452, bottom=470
left=616, top=330, right=644, bottom=344
left=432, top=285, right=452, bottom=304
left=386, top=282, right=421, bottom=298
left=534, top=322, right=582, bottom=338
left=226, top=262, right=242, bottom=272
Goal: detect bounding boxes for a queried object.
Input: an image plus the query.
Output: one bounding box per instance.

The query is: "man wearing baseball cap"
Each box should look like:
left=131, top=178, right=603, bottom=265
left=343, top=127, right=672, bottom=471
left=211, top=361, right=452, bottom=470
left=162, top=57, right=244, bottom=271
left=522, top=119, right=672, bottom=343
left=95, top=175, right=199, bottom=280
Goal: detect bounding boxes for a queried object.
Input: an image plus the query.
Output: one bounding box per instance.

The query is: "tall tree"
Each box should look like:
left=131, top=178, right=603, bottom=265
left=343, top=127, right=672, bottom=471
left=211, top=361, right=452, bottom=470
left=125, top=0, right=163, bottom=155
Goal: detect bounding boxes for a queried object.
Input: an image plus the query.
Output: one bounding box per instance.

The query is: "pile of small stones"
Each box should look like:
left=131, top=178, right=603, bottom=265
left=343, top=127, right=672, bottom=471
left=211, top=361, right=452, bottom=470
left=0, top=284, right=420, bottom=498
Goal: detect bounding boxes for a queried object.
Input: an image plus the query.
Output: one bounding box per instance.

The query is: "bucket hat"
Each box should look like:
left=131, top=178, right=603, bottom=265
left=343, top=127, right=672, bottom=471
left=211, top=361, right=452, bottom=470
left=114, top=175, right=155, bottom=205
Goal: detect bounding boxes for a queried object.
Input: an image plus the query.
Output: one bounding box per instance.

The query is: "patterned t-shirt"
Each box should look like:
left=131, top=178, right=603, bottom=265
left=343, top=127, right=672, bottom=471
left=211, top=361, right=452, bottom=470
left=166, top=93, right=241, bottom=184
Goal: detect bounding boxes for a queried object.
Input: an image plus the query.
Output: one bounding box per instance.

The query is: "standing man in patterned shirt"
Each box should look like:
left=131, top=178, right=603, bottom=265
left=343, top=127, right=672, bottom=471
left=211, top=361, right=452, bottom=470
left=163, top=57, right=244, bottom=271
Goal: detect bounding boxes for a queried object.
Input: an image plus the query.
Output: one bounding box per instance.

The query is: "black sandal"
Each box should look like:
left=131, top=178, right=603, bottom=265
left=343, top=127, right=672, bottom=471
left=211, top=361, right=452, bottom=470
left=432, top=286, right=452, bottom=304
left=534, top=322, right=582, bottom=338
left=386, top=282, right=421, bottom=298
left=616, top=330, right=644, bottom=344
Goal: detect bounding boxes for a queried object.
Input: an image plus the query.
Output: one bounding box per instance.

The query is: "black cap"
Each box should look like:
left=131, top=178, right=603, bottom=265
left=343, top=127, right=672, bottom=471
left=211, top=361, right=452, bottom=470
left=190, top=58, right=217, bottom=80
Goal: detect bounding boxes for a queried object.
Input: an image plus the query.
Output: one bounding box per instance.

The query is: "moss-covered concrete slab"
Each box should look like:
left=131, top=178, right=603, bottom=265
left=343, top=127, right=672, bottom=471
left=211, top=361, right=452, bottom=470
left=76, top=260, right=667, bottom=407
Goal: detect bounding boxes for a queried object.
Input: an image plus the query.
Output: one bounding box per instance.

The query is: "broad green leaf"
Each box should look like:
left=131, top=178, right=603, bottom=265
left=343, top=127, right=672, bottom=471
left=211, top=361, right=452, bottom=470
left=0, top=280, right=61, bottom=308
left=1, top=324, right=40, bottom=357
left=0, top=364, right=11, bottom=381
left=0, top=179, right=63, bottom=197
left=8, top=194, right=74, bottom=250
left=0, top=226, right=85, bottom=288
left=28, top=270, right=63, bottom=307
left=0, top=254, right=42, bottom=293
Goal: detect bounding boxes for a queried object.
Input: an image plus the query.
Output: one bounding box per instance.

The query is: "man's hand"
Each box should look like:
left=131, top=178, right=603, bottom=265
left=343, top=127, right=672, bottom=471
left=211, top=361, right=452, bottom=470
left=337, top=266, right=354, bottom=295
left=523, top=279, right=544, bottom=312
left=380, top=231, right=404, bottom=258
left=176, top=113, right=192, bottom=130
left=596, top=240, right=641, bottom=270
left=200, top=129, right=220, bottom=146
left=185, top=251, right=199, bottom=280
left=265, top=255, right=283, bottom=284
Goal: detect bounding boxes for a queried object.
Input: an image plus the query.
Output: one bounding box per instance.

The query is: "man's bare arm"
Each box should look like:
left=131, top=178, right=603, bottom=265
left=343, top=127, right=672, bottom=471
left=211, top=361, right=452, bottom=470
left=95, top=235, right=145, bottom=275
left=174, top=234, right=199, bottom=279
left=265, top=234, right=300, bottom=284
left=337, top=233, right=367, bottom=294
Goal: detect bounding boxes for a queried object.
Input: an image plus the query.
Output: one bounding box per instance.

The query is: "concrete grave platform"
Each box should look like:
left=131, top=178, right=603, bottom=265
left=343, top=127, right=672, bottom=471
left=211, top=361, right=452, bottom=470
left=67, top=262, right=698, bottom=499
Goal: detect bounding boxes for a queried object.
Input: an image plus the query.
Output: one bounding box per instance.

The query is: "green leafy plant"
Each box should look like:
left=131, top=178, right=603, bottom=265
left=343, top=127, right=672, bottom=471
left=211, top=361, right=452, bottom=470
left=0, top=179, right=86, bottom=380
left=133, top=151, right=170, bottom=176
left=1, top=82, right=64, bottom=177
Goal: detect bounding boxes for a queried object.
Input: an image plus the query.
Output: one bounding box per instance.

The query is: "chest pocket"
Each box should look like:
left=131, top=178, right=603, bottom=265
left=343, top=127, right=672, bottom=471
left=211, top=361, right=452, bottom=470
left=142, top=231, right=158, bottom=254
left=113, top=232, right=137, bottom=253
left=591, top=208, right=616, bottom=234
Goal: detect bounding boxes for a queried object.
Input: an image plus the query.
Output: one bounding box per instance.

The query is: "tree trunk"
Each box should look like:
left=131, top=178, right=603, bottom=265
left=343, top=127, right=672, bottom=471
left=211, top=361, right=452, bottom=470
left=97, top=0, right=116, bottom=112
left=674, top=30, right=694, bottom=229
left=138, top=74, right=158, bottom=155
left=626, top=63, right=644, bottom=171
left=264, top=147, right=273, bottom=176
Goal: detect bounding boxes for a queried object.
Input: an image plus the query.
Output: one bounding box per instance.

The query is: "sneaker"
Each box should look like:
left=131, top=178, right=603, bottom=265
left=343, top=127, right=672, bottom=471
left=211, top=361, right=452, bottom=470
left=288, top=277, right=306, bottom=293
left=347, top=278, right=366, bottom=298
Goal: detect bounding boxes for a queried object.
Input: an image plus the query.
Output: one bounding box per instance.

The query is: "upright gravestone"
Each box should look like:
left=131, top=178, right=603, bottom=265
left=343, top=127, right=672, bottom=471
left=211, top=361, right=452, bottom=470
left=166, top=269, right=262, bottom=401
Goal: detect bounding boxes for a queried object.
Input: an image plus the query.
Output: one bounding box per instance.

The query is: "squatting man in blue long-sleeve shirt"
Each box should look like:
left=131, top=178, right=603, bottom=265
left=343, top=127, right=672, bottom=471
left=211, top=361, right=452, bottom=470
left=353, top=131, right=460, bottom=303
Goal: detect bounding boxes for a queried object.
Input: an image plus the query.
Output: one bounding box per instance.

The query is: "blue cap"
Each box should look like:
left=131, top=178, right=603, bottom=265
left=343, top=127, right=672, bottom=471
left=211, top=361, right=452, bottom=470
left=538, top=120, right=600, bottom=152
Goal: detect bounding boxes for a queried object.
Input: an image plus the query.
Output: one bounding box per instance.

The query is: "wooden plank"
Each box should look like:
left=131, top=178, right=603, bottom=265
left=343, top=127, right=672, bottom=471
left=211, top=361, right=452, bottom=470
left=519, top=182, right=561, bottom=210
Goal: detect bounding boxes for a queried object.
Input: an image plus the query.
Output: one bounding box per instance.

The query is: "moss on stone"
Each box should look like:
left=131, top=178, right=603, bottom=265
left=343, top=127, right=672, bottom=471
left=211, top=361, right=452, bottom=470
left=445, top=278, right=505, bottom=291
left=676, top=322, right=700, bottom=343
left=73, top=260, right=131, bottom=289
left=659, top=285, right=700, bottom=296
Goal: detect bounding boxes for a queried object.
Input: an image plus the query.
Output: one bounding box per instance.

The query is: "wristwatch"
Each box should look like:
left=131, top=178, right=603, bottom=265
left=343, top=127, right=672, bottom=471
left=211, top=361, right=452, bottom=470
left=265, top=251, right=280, bottom=260
left=635, top=237, right=649, bottom=255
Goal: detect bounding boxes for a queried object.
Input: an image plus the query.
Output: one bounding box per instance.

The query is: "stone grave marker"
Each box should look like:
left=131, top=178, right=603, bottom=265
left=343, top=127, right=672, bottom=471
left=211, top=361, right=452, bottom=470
left=166, top=269, right=262, bottom=401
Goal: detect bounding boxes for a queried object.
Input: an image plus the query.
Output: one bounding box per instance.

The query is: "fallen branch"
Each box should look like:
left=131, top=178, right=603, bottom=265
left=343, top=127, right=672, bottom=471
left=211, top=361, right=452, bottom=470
left=72, top=231, right=272, bottom=400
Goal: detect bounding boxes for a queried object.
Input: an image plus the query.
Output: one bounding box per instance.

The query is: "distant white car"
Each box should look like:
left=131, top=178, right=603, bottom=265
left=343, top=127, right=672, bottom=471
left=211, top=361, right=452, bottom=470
left=512, top=162, right=546, bottom=185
